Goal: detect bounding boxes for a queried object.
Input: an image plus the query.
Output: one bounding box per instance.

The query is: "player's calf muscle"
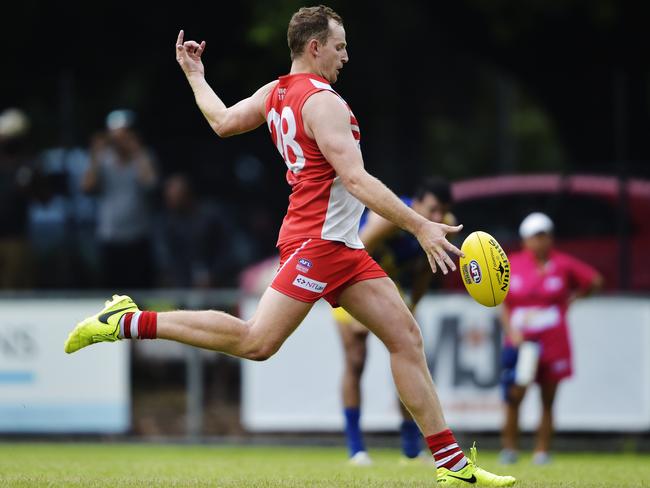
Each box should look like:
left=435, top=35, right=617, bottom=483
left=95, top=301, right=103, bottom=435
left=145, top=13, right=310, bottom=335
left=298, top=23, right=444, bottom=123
left=157, top=310, right=249, bottom=353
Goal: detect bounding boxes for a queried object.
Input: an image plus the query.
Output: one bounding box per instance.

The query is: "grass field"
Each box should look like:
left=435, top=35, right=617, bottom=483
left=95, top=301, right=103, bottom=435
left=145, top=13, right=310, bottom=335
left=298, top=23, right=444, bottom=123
left=0, top=443, right=648, bottom=487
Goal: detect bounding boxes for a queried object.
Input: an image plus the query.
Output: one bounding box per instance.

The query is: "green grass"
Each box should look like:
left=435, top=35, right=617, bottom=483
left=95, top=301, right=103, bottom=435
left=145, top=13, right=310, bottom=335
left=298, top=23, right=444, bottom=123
left=0, top=443, right=648, bottom=487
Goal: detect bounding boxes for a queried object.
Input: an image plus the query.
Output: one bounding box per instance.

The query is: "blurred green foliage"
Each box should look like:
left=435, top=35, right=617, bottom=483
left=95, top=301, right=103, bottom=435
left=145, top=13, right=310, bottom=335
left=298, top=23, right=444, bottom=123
left=3, top=0, right=649, bottom=188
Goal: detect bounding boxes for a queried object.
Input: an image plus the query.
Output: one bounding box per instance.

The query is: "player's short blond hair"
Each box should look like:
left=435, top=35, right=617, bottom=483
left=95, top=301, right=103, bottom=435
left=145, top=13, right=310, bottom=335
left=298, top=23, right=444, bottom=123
left=287, top=5, right=343, bottom=60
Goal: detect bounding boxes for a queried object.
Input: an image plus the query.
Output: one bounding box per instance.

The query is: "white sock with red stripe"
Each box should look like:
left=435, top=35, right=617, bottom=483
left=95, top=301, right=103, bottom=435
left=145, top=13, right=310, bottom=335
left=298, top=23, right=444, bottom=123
left=426, top=428, right=468, bottom=471
left=118, top=311, right=157, bottom=339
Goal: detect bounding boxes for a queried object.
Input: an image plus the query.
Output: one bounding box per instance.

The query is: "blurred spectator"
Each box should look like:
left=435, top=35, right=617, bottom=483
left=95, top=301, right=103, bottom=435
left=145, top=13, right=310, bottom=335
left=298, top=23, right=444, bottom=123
left=0, top=108, right=34, bottom=288
left=82, top=110, right=158, bottom=288
left=499, top=212, right=603, bottom=465
left=28, top=147, right=99, bottom=288
left=155, top=174, right=224, bottom=288
left=28, top=159, right=71, bottom=288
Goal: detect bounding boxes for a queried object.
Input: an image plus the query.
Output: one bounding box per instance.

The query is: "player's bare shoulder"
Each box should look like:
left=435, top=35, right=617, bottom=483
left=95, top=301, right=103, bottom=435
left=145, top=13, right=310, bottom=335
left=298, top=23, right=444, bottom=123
left=302, top=90, right=350, bottom=139
left=256, top=80, right=280, bottom=115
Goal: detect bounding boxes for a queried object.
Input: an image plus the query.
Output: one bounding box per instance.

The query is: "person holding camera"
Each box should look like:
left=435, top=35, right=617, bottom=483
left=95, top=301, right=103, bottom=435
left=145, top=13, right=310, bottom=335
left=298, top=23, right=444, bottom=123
left=82, top=110, right=158, bottom=288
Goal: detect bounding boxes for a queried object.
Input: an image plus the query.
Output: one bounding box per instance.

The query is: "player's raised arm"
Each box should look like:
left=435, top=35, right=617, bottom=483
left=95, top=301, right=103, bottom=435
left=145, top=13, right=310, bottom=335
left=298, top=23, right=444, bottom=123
left=175, top=29, right=276, bottom=137
left=303, top=91, right=464, bottom=274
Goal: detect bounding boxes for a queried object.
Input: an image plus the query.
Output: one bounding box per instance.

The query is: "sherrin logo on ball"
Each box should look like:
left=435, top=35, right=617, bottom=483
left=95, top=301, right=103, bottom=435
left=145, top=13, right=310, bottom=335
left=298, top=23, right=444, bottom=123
left=459, top=231, right=510, bottom=307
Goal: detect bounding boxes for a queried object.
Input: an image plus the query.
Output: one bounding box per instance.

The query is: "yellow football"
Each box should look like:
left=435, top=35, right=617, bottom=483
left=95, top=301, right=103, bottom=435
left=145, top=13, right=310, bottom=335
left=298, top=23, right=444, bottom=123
left=459, top=231, right=510, bottom=307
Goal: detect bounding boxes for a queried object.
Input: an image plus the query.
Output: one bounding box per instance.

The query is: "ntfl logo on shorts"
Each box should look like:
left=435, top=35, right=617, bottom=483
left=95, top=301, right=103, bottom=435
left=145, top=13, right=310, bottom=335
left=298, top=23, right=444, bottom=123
left=292, top=275, right=327, bottom=293
left=296, top=257, right=313, bottom=274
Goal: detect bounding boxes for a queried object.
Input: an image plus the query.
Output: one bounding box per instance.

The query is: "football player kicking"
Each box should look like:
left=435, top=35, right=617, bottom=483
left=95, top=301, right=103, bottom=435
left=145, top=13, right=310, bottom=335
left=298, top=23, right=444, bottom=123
left=65, top=6, right=515, bottom=486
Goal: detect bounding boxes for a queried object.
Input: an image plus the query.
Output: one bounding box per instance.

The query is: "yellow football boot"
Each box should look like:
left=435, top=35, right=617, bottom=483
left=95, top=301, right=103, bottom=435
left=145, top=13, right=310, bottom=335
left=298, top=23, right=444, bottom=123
left=436, top=444, right=516, bottom=486
left=64, top=295, right=138, bottom=353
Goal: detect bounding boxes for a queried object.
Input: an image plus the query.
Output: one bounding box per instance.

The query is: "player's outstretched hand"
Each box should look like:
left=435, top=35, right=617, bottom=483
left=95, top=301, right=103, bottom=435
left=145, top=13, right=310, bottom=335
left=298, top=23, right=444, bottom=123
left=175, top=29, right=206, bottom=77
left=416, top=221, right=464, bottom=275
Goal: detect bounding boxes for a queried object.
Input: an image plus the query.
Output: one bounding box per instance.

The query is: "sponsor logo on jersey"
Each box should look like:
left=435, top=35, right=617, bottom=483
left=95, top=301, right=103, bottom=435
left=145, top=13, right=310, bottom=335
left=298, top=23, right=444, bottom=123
left=469, top=260, right=482, bottom=284
left=296, top=258, right=313, bottom=273
left=292, top=275, right=327, bottom=293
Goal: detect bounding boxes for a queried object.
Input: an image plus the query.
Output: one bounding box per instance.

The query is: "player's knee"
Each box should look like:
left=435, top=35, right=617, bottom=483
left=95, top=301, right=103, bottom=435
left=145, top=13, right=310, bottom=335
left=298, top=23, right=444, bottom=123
left=541, top=392, right=556, bottom=409
left=243, top=335, right=282, bottom=361
left=346, top=348, right=366, bottom=377
left=398, top=322, right=423, bottom=354
left=245, top=343, right=280, bottom=362
left=240, top=319, right=279, bottom=361
left=508, top=386, right=526, bottom=405
left=409, top=325, right=424, bottom=350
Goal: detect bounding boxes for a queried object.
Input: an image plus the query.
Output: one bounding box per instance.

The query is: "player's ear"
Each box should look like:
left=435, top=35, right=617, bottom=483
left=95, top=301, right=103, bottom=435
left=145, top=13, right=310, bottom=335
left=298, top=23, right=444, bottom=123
left=307, top=38, right=320, bottom=57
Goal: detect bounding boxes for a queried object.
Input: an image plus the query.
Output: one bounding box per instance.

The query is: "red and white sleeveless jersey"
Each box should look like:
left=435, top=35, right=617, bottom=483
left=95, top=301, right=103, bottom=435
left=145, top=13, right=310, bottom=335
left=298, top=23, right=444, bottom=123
left=265, top=73, right=364, bottom=249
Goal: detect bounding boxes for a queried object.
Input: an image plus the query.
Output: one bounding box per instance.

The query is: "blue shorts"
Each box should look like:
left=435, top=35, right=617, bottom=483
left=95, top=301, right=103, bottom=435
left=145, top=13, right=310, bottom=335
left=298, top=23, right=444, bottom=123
left=500, top=345, right=519, bottom=402
left=501, top=342, right=570, bottom=402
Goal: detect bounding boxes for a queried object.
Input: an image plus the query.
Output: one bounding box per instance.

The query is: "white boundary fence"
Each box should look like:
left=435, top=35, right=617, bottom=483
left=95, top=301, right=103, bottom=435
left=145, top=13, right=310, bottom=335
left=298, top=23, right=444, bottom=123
left=0, top=290, right=238, bottom=435
left=0, top=298, right=130, bottom=432
left=2, top=292, right=648, bottom=434
left=242, top=295, right=650, bottom=432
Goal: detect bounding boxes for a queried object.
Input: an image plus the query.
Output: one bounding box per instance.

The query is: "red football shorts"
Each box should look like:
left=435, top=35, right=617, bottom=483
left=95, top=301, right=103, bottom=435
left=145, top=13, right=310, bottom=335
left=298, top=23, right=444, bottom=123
left=536, top=355, right=572, bottom=384
left=271, top=238, right=387, bottom=307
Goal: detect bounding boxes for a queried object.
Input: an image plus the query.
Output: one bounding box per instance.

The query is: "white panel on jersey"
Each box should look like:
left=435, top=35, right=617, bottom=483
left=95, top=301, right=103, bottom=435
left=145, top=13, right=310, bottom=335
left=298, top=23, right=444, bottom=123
left=309, top=79, right=349, bottom=108
left=309, top=79, right=334, bottom=91
left=321, top=176, right=365, bottom=249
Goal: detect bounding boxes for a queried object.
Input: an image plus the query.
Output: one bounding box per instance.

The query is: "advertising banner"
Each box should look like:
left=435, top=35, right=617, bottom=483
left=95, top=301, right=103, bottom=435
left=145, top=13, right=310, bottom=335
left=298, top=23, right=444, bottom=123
left=242, top=295, right=650, bottom=432
left=0, top=298, right=130, bottom=432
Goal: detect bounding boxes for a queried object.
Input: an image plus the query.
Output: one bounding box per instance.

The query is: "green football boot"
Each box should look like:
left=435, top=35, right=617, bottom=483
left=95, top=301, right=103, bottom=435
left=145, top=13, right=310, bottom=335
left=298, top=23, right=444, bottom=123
left=436, top=444, right=516, bottom=486
left=64, top=295, right=139, bottom=354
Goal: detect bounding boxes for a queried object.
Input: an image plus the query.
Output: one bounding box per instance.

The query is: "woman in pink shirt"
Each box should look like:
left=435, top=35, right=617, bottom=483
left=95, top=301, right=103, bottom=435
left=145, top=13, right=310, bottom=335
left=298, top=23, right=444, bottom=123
left=499, top=212, right=602, bottom=465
